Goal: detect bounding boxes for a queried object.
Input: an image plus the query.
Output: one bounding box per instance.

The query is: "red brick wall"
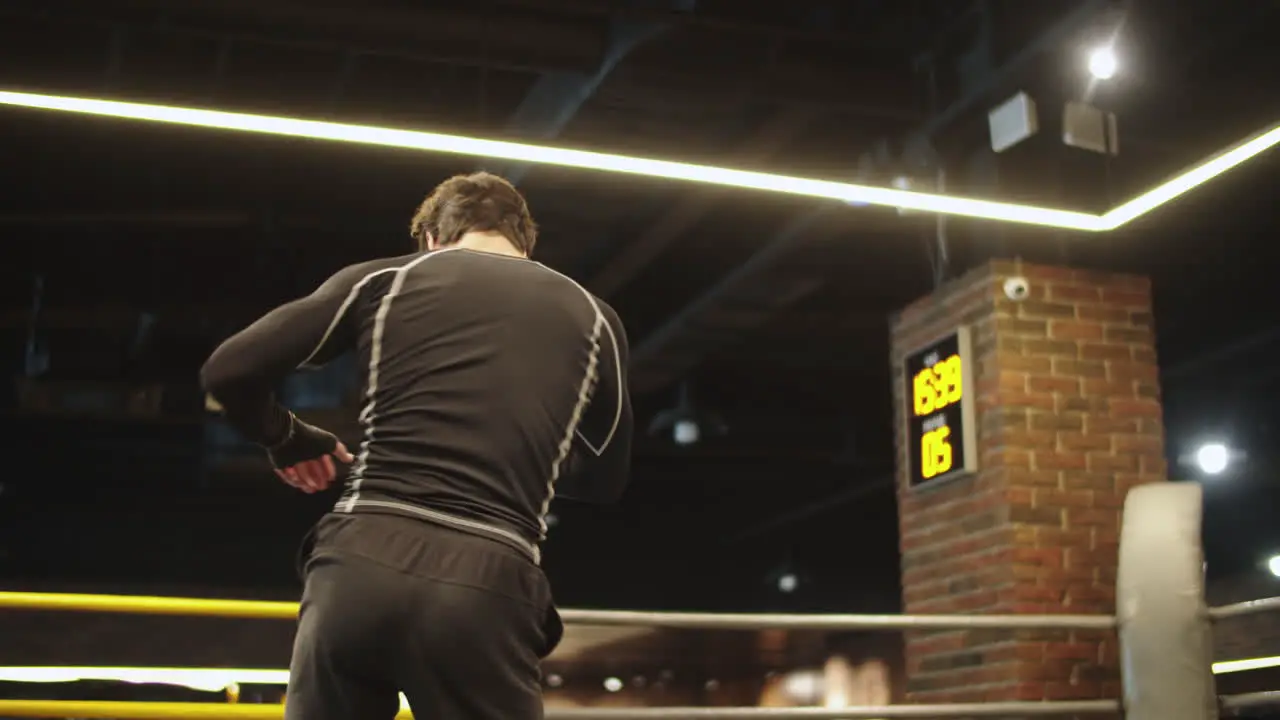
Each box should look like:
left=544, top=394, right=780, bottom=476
left=889, top=260, right=1167, bottom=704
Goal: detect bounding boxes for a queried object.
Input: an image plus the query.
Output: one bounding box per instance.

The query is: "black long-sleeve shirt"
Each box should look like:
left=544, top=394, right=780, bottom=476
left=200, top=248, right=632, bottom=563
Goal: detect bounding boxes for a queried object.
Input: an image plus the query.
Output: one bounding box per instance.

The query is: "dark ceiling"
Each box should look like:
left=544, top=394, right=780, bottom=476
left=0, top=0, right=1277, bottom=617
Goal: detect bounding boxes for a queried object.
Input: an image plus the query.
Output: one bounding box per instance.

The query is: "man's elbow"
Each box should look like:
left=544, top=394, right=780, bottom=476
left=598, top=480, right=629, bottom=505
left=563, top=485, right=627, bottom=506
left=199, top=362, right=228, bottom=406
left=557, top=466, right=629, bottom=506
left=199, top=348, right=247, bottom=402
left=592, top=459, right=631, bottom=505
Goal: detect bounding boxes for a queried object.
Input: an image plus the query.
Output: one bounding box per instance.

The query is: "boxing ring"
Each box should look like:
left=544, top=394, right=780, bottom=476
left=0, top=484, right=1276, bottom=719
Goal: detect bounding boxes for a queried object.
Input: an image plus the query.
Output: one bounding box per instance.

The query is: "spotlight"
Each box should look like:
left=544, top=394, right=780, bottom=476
left=1088, top=46, right=1118, bottom=80
left=777, top=573, right=798, bottom=593
left=603, top=677, right=623, bottom=693
left=673, top=419, right=701, bottom=446
left=1268, top=555, right=1280, bottom=579
left=648, top=383, right=726, bottom=448
left=1195, top=443, right=1230, bottom=475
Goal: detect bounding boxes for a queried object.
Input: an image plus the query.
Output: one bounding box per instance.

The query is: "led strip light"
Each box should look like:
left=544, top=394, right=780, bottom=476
left=0, top=90, right=1276, bottom=233
left=0, top=656, right=1273, bottom=695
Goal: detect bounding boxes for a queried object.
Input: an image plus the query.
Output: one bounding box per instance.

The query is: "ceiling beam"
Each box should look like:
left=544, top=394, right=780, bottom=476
left=0, top=304, right=263, bottom=332
left=0, top=211, right=257, bottom=230
left=625, top=0, right=1117, bottom=393
left=0, top=211, right=417, bottom=236
left=586, top=107, right=816, bottom=297
left=721, top=474, right=895, bottom=546
left=484, top=3, right=681, bottom=185
left=490, top=0, right=923, bottom=49
left=5, top=0, right=608, bottom=75
left=3, top=0, right=923, bottom=91
left=628, top=210, right=834, bottom=394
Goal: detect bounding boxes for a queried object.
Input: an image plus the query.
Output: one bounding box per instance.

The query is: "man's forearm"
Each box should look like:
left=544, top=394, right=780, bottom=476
left=201, top=355, right=295, bottom=447
left=199, top=263, right=371, bottom=447
left=199, top=301, right=313, bottom=448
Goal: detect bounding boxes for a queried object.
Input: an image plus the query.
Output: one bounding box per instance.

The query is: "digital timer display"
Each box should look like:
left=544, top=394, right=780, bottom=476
left=903, top=327, right=978, bottom=488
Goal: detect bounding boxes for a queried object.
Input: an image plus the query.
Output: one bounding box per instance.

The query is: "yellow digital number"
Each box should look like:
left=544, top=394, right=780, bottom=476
left=939, top=355, right=963, bottom=407
left=911, top=353, right=963, bottom=417
left=912, top=370, right=935, bottom=416
left=920, top=426, right=954, bottom=480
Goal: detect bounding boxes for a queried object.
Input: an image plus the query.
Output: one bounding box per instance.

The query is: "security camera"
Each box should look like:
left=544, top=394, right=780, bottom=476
left=1003, top=276, right=1030, bottom=302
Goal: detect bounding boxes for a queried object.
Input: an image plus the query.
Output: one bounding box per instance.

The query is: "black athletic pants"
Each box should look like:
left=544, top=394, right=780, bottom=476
left=284, top=512, right=562, bottom=720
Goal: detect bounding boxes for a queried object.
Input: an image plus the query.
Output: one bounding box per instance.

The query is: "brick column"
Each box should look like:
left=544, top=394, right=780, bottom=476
left=889, top=260, right=1167, bottom=705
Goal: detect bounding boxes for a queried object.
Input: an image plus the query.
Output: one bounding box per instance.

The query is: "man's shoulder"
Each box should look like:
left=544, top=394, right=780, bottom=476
left=524, top=266, right=628, bottom=356
left=544, top=269, right=622, bottom=332
left=348, top=252, right=425, bottom=276
left=525, top=263, right=617, bottom=313
left=326, top=253, right=423, bottom=287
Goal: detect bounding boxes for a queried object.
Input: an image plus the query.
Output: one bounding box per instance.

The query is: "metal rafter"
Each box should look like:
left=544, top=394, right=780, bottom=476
left=624, top=0, right=1117, bottom=392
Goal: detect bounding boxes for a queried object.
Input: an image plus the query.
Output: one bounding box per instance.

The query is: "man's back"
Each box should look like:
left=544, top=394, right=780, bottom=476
left=199, top=171, right=629, bottom=720
left=334, top=247, right=631, bottom=561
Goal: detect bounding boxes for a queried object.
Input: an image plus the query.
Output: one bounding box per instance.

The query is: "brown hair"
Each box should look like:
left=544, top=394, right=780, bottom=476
left=409, top=172, right=538, bottom=255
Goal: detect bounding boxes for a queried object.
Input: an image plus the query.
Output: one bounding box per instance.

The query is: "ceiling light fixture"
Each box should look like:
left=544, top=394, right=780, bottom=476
left=0, top=91, right=1275, bottom=233
left=1087, top=46, right=1119, bottom=80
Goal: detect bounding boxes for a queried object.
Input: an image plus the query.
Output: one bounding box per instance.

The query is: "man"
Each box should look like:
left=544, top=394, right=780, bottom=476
left=200, top=171, right=633, bottom=720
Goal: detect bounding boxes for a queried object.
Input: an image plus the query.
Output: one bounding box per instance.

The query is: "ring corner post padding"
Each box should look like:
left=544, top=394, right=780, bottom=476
left=1117, top=482, right=1218, bottom=720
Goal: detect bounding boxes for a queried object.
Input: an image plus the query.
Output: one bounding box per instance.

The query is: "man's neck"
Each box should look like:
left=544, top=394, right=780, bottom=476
left=448, top=231, right=525, bottom=258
